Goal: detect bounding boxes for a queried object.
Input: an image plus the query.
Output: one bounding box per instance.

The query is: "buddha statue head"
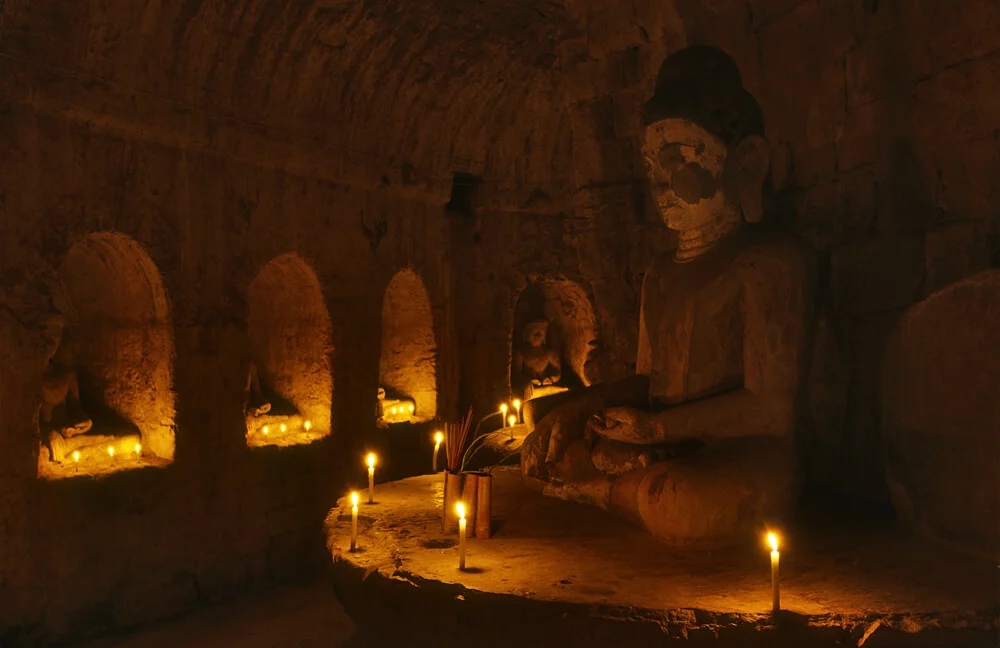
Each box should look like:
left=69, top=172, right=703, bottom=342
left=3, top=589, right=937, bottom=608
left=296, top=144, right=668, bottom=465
left=523, top=320, right=550, bottom=349
left=640, top=47, right=770, bottom=259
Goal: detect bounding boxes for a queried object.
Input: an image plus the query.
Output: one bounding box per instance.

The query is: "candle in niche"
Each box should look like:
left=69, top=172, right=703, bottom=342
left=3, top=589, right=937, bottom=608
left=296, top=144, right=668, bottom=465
left=134, top=443, right=142, bottom=463
left=408, top=404, right=415, bottom=414
left=768, top=532, right=780, bottom=613
left=263, top=425, right=269, bottom=437
left=432, top=431, right=444, bottom=472
left=73, top=450, right=80, bottom=472
left=108, top=446, right=115, bottom=461
left=456, top=502, right=467, bottom=570
left=304, top=420, right=312, bottom=432
left=507, top=414, right=517, bottom=428
left=512, top=398, right=522, bottom=423
left=366, top=453, right=377, bottom=504
left=280, top=423, right=287, bottom=433
left=350, top=492, right=359, bottom=551
left=391, top=406, right=397, bottom=414
left=499, top=403, right=508, bottom=426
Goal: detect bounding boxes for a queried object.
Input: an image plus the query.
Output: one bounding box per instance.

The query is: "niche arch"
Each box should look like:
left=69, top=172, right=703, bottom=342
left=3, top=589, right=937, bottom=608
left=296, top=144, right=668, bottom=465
left=38, top=232, right=175, bottom=479
left=510, top=278, right=599, bottom=398
left=379, top=269, right=438, bottom=423
left=245, top=253, right=333, bottom=446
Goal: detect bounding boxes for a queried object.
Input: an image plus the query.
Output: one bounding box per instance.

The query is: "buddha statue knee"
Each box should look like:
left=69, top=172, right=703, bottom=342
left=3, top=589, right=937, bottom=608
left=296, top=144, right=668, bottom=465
left=521, top=47, right=816, bottom=547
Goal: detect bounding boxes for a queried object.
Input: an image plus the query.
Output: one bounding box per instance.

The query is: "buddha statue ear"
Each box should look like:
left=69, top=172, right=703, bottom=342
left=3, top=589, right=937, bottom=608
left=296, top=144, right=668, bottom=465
left=733, top=135, right=770, bottom=223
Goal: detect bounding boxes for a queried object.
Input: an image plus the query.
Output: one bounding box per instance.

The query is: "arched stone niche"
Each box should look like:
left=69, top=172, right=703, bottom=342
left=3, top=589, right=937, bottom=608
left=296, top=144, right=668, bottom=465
left=37, top=232, right=176, bottom=479
left=378, top=269, right=438, bottom=424
left=510, top=278, right=599, bottom=400
left=245, top=253, right=334, bottom=447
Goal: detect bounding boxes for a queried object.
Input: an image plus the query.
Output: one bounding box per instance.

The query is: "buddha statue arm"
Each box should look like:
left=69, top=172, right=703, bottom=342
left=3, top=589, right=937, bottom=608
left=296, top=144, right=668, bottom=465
left=599, top=241, right=817, bottom=444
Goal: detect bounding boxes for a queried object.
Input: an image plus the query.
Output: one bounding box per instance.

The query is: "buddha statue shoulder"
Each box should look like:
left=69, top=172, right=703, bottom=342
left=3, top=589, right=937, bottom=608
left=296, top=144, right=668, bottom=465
left=520, top=46, right=817, bottom=547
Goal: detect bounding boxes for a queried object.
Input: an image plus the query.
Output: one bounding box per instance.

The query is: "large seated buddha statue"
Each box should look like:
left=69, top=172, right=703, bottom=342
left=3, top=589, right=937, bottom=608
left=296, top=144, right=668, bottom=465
left=521, top=46, right=818, bottom=547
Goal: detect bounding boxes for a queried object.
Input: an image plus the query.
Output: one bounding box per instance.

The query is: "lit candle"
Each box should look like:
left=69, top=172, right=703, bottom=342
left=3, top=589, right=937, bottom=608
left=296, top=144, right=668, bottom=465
left=500, top=403, right=508, bottom=426
left=391, top=406, right=397, bottom=414
left=432, top=431, right=444, bottom=472
left=108, top=446, right=115, bottom=460
left=263, top=425, right=269, bottom=437
left=768, top=532, right=780, bottom=613
left=507, top=414, right=517, bottom=428
left=512, top=398, right=521, bottom=423
left=280, top=423, right=287, bottom=433
left=350, top=492, right=359, bottom=551
left=73, top=450, right=80, bottom=471
left=366, top=453, right=377, bottom=504
left=134, top=442, right=142, bottom=463
left=408, top=404, right=415, bottom=413
left=456, top=502, right=467, bottom=570
left=304, top=420, right=312, bottom=431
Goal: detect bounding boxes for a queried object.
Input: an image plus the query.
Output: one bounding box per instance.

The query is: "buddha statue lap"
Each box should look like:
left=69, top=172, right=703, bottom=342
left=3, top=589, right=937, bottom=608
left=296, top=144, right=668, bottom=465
left=521, top=47, right=817, bottom=547
left=511, top=320, right=569, bottom=402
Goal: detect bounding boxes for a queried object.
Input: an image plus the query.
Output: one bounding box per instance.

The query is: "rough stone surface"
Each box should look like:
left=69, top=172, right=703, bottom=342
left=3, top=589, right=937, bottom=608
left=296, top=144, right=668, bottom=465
left=326, top=471, right=997, bottom=647
left=881, top=269, right=1000, bottom=559
left=379, top=268, right=438, bottom=422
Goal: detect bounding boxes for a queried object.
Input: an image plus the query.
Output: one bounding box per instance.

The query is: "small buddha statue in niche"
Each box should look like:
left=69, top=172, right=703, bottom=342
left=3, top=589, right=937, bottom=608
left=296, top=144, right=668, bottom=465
left=41, top=324, right=141, bottom=463
left=521, top=46, right=817, bottom=547
left=244, top=361, right=272, bottom=417
left=511, top=320, right=568, bottom=402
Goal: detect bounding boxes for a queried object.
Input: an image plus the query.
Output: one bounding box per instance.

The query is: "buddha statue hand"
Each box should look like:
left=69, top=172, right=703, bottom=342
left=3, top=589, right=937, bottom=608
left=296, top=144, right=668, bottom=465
left=588, top=407, right=661, bottom=446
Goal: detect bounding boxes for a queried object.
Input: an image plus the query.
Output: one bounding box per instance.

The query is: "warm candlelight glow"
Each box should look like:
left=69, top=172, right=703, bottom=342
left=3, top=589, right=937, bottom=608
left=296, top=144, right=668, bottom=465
left=263, top=425, right=269, bottom=436
left=457, top=501, right=468, bottom=570
left=432, top=431, right=444, bottom=472
left=508, top=414, right=517, bottom=427
left=767, top=531, right=781, bottom=613
left=304, top=420, right=312, bottom=431
left=768, top=532, right=779, bottom=553
left=367, top=453, right=377, bottom=504
left=408, top=404, right=415, bottom=413
left=108, top=446, right=114, bottom=457
left=134, top=443, right=141, bottom=455
left=367, top=453, right=376, bottom=469
left=500, top=403, right=509, bottom=426
left=280, top=423, right=287, bottom=432
left=72, top=451, right=80, bottom=463
left=500, top=403, right=508, bottom=415
left=456, top=502, right=466, bottom=520
left=350, top=491, right=359, bottom=551
left=434, top=431, right=444, bottom=445
left=391, top=406, right=398, bottom=414
left=351, top=491, right=359, bottom=507
left=512, top=398, right=521, bottom=422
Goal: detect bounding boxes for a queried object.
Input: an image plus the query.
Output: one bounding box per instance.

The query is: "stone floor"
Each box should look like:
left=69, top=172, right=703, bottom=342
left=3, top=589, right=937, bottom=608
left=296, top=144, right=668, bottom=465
left=325, top=468, right=998, bottom=647
left=73, top=582, right=364, bottom=648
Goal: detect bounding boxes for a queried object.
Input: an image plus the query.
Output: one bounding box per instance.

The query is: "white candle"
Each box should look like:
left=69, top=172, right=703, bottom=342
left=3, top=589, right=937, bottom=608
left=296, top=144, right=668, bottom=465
left=73, top=450, right=80, bottom=472
left=433, top=431, right=443, bottom=472
left=457, top=502, right=467, bottom=570
left=768, top=532, right=780, bottom=612
left=134, top=442, right=142, bottom=463
left=500, top=403, right=508, bottom=426
left=350, top=492, right=359, bottom=551
left=366, top=453, right=376, bottom=504
left=512, top=398, right=522, bottom=423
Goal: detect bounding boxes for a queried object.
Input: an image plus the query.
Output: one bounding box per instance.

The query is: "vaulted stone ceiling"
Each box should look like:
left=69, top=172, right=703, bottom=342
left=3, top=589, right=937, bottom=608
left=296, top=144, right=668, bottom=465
left=1, top=0, right=600, bottom=201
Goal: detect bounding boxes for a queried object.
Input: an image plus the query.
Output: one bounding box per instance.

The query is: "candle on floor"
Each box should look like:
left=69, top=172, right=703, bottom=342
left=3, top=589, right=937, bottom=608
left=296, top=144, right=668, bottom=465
left=512, top=398, right=521, bottom=423
left=500, top=403, right=508, bottom=426
left=768, top=532, right=780, bottom=613
left=366, top=453, right=377, bottom=504
left=432, top=431, right=444, bottom=472
left=456, top=502, right=467, bottom=570
left=304, top=420, right=312, bottom=431
left=350, top=492, right=359, bottom=551
left=507, top=414, right=516, bottom=428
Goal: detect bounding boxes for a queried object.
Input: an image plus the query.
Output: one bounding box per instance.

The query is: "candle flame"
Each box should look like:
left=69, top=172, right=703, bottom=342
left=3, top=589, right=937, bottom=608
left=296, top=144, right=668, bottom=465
left=304, top=420, right=312, bottom=431
left=500, top=403, right=508, bottom=414
left=508, top=414, right=517, bottom=427
left=391, top=406, right=397, bottom=413
left=408, top=404, right=415, bottom=412
left=767, top=532, right=779, bottom=552
left=108, top=446, right=115, bottom=457
left=280, top=423, right=287, bottom=432
left=456, top=502, right=466, bottom=520
left=263, top=425, right=269, bottom=435
left=72, top=451, right=80, bottom=462
left=134, top=443, right=141, bottom=455
left=366, top=453, right=376, bottom=469
left=513, top=399, right=521, bottom=409
left=350, top=492, right=359, bottom=507
left=434, top=431, right=444, bottom=444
